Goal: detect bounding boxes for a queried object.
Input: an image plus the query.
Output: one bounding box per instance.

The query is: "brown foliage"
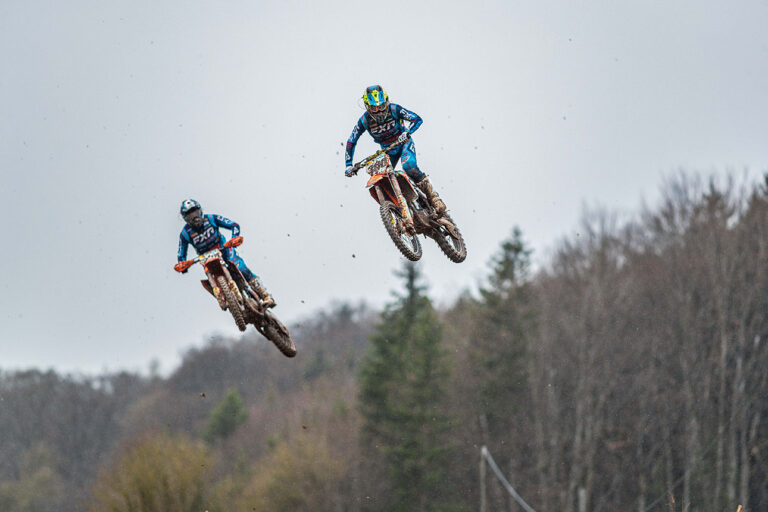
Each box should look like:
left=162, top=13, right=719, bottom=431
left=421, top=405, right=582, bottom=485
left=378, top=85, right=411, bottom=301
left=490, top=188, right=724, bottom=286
left=231, top=436, right=345, bottom=512
left=88, top=432, right=213, bottom=512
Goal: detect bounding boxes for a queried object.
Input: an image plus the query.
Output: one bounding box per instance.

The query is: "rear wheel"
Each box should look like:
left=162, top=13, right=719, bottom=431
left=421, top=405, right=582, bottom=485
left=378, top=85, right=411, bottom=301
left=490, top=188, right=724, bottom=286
left=260, top=312, right=297, bottom=357
left=433, top=214, right=467, bottom=263
left=380, top=201, right=422, bottom=261
left=216, top=275, right=247, bottom=331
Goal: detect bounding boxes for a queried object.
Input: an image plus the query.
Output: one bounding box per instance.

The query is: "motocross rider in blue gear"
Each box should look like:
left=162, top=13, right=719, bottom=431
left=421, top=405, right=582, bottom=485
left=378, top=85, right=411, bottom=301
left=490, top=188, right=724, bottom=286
left=344, top=85, right=446, bottom=214
left=177, top=199, right=275, bottom=308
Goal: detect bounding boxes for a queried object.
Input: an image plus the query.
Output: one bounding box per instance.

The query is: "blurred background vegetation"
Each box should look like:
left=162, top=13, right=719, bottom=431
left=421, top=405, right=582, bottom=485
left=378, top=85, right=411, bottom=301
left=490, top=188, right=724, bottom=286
left=3, top=173, right=768, bottom=511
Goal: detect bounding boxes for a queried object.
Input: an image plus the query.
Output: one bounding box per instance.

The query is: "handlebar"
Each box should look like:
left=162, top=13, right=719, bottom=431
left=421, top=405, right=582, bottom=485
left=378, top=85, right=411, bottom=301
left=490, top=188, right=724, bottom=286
left=174, top=260, right=195, bottom=273
left=349, top=133, right=410, bottom=174
left=174, top=236, right=244, bottom=272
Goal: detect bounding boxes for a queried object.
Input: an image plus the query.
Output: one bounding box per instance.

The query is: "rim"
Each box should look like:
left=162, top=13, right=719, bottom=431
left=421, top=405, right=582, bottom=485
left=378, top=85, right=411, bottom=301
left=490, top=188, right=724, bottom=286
left=441, top=227, right=462, bottom=250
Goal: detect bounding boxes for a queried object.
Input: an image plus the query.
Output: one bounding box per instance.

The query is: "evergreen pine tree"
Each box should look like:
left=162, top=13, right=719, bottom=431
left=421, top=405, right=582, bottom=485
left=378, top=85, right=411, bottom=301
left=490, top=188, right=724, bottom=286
left=203, top=387, right=248, bottom=444
left=475, top=227, right=533, bottom=413
left=358, top=261, right=453, bottom=512
left=471, top=227, right=535, bottom=504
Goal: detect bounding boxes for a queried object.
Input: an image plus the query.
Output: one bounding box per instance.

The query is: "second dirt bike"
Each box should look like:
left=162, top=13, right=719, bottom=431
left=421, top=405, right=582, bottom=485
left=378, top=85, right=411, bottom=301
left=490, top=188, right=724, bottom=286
left=348, top=134, right=467, bottom=262
left=174, top=236, right=297, bottom=357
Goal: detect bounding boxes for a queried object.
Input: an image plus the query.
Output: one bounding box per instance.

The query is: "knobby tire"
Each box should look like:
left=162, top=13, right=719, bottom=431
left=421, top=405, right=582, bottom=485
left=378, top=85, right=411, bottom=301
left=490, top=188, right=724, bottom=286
left=380, top=201, right=422, bottom=261
left=434, top=214, right=467, bottom=263
left=260, top=312, right=297, bottom=358
left=217, top=275, right=247, bottom=332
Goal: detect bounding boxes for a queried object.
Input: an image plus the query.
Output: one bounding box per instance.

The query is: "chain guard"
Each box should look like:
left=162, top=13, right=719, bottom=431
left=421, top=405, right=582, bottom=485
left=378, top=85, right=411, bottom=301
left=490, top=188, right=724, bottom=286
left=412, top=209, right=431, bottom=231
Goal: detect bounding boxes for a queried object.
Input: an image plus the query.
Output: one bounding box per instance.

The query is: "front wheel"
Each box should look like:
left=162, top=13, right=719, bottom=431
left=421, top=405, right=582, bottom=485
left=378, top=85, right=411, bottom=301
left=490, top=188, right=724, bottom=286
left=216, top=275, right=247, bottom=331
left=433, top=214, right=467, bottom=263
left=259, top=312, right=297, bottom=358
left=380, top=201, right=422, bottom=261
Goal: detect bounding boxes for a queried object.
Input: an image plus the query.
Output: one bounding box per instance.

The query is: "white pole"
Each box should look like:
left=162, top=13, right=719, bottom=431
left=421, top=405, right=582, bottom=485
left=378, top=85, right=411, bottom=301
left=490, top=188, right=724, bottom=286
left=480, top=445, right=537, bottom=512
left=481, top=446, right=488, bottom=512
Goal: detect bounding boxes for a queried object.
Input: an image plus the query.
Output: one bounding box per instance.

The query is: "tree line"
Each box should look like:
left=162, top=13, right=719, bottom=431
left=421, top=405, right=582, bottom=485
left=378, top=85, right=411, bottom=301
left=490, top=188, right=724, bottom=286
left=1, top=173, right=767, bottom=511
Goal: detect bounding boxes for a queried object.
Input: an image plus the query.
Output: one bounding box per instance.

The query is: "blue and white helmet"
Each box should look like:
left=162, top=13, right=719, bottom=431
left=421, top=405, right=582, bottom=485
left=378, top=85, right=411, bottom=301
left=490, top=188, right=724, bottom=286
left=180, top=198, right=201, bottom=215
left=180, top=199, right=204, bottom=227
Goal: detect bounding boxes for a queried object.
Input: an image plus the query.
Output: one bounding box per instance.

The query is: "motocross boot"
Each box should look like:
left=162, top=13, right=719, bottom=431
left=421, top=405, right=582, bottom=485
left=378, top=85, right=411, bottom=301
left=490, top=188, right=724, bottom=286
left=249, top=278, right=276, bottom=308
left=416, top=177, right=446, bottom=215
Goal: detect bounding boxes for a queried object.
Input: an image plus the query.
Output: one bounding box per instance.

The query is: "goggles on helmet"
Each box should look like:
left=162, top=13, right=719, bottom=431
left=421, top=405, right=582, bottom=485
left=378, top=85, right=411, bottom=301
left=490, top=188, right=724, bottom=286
left=183, top=208, right=203, bottom=225
left=367, top=101, right=390, bottom=122
left=368, top=102, right=388, bottom=114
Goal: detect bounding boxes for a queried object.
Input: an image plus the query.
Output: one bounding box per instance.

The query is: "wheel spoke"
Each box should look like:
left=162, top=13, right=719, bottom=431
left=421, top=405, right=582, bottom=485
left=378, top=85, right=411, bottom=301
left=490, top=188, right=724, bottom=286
left=390, top=210, right=416, bottom=249
left=447, top=230, right=459, bottom=249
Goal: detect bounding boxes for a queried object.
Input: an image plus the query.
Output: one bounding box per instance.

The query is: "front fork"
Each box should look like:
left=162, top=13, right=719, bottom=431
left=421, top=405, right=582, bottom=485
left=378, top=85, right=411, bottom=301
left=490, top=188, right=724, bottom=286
left=387, top=171, right=415, bottom=234
left=205, top=268, right=243, bottom=310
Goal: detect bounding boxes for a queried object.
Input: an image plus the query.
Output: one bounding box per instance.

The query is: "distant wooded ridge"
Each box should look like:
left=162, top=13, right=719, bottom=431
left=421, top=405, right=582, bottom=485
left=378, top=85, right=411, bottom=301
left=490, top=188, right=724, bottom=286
left=2, top=172, right=767, bottom=511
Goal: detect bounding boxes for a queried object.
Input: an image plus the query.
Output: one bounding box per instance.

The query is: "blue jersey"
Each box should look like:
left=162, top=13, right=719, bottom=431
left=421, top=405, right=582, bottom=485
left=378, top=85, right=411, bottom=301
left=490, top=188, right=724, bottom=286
left=345, top=103, right=423, bottom=167
left=177, top=213, right=241, bottom=261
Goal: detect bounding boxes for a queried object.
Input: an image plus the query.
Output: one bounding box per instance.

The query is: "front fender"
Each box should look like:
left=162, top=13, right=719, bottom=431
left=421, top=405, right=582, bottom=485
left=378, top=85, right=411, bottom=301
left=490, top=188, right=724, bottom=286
left=367, top=175, right=397, bottom=205
left=203, top=258, right=226, bottom=275
left=366, top=174, right=386, bottom=189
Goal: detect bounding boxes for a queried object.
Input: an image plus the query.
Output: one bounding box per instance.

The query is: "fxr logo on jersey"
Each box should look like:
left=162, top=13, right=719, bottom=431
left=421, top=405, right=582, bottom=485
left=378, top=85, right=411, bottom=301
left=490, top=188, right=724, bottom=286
left=370, top=120, right=396, bottom=136
left=192, top=226, right=216, bottom=246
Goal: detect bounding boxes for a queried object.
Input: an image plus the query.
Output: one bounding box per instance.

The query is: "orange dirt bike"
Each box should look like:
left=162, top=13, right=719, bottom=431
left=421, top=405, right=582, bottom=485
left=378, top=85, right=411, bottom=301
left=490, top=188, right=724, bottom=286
left=174, top=236, right=297, bottom=357
left=348, top=134, right=467, bottom=262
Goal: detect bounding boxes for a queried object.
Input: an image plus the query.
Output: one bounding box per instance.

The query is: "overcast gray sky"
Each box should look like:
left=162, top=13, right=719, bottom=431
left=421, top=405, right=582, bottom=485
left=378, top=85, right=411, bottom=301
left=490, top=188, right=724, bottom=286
left=2, top=0, right=767, bottom=375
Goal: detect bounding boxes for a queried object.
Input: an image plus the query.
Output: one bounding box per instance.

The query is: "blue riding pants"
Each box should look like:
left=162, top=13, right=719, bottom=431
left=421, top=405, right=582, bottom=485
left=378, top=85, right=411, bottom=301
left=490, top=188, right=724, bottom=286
left=222, top=247, right=259, bottom=282
left=386, top=139, right=426, bottom=182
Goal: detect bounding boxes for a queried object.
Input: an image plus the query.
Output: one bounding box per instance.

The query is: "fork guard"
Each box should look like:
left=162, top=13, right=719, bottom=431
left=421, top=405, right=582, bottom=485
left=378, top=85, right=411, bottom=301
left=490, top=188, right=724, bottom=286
left=201, top=280, right=228, bottom=310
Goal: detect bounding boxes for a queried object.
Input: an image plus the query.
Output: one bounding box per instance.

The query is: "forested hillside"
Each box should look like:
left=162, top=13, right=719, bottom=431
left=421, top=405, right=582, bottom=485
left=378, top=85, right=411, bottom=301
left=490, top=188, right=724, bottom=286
left=2, top=174, right=768, bottom=511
